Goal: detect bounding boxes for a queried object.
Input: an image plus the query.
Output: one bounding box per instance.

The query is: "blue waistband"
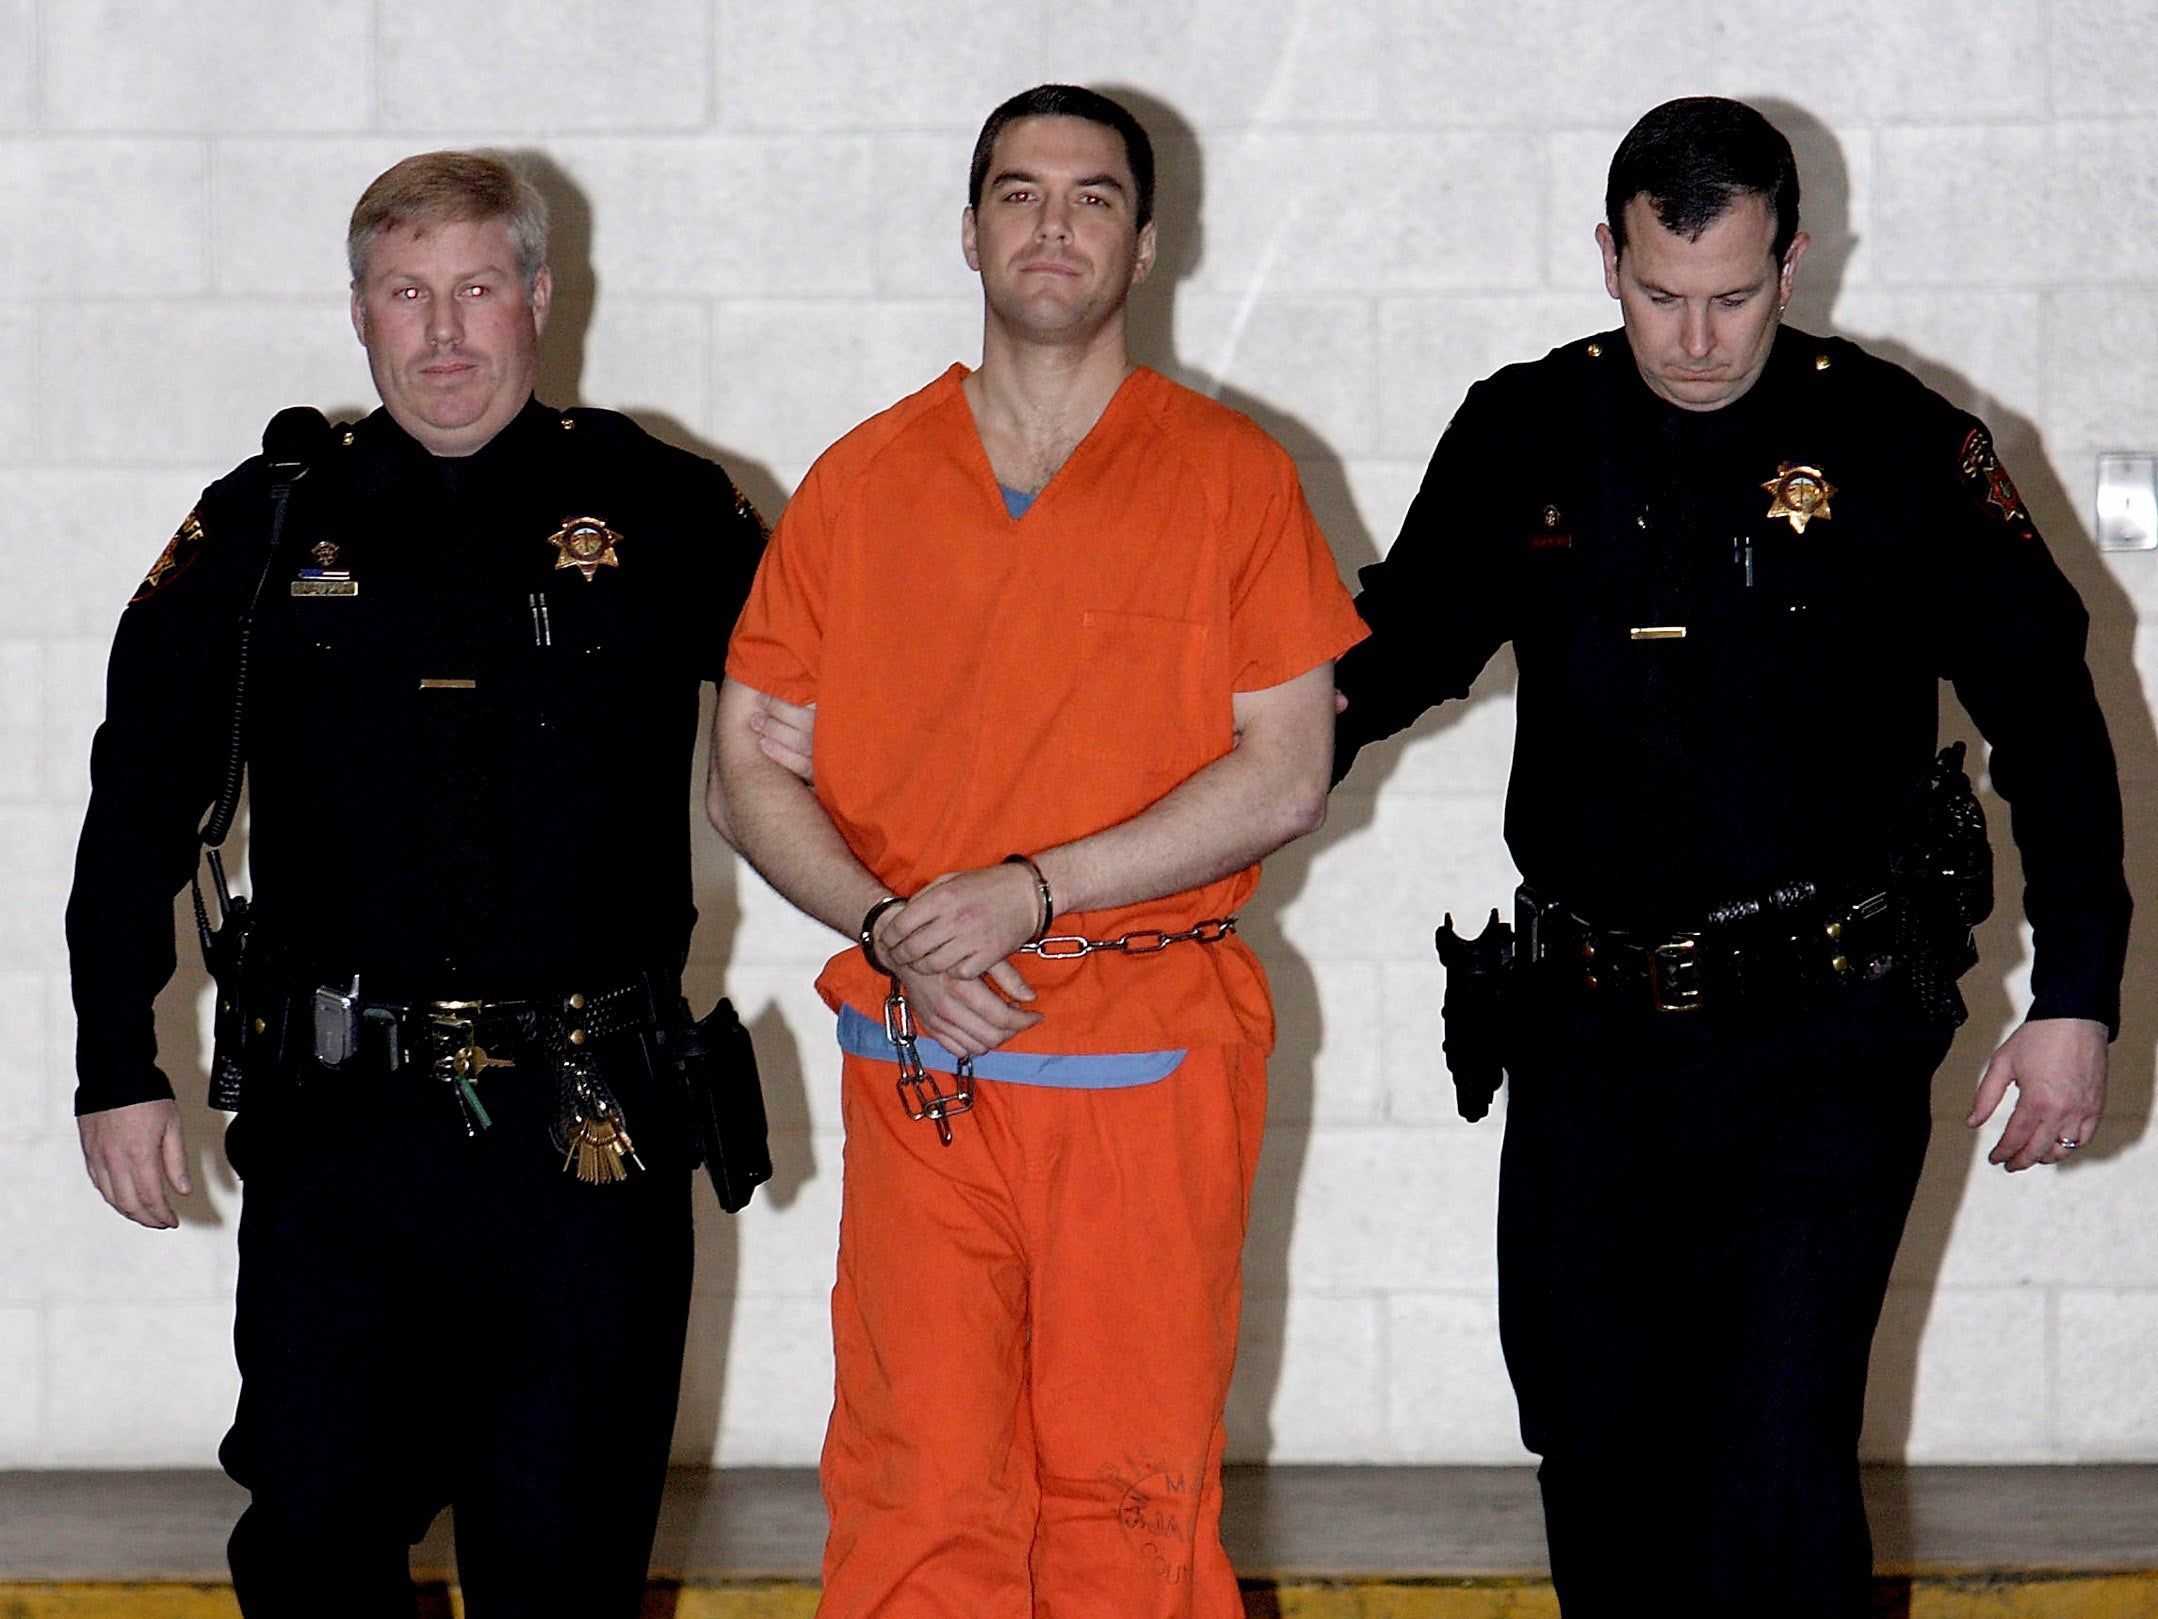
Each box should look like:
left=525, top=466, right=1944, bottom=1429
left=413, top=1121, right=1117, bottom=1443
left=835, top=1003, right=1182, bottom=1089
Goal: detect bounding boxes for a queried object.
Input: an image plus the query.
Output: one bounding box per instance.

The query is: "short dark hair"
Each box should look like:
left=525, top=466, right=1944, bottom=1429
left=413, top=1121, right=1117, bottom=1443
left=1605, top=97, right=1799, bottom=265
left=967, top=84, right=1155, bottom=229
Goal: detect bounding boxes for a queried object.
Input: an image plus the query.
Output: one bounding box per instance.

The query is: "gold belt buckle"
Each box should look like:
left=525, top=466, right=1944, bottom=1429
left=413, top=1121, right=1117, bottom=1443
left=1648, top=938, right=1705, bottom=1013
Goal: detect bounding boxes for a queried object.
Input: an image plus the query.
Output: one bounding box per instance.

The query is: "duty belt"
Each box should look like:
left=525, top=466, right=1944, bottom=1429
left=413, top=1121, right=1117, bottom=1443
left=1515, top=883, right=1896, bottom=1015
left=294, top=978, right=653, bottom=1078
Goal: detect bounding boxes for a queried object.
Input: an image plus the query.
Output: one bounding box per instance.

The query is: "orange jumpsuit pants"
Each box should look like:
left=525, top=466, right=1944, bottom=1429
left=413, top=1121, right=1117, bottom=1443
left=818, top=1042, right=1267, bottom=1619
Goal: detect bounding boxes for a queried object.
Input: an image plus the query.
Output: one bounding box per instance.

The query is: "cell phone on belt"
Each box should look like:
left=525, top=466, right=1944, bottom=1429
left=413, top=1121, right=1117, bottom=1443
left=312, top=977, right=360, bottom=1068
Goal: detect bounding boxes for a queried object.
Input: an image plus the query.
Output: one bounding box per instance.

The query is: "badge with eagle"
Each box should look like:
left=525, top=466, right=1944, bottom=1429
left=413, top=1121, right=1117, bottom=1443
left=547, top=516, right=624, bottom=582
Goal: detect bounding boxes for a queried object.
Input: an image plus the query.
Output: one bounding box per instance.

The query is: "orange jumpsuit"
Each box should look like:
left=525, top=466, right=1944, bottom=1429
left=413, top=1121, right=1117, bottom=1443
left=728, top=365, right=1365, bottom=1618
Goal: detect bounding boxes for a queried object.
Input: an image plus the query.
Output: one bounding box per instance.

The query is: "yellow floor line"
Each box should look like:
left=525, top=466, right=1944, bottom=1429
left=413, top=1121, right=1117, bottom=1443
left=1245, top=1575, right=2158, bottom=1619
left=1901, top=1572, right=2158, bottom=1619
left=4, top=1573, right=2155, bottom=1619
left=1252, top=1580, right=1563, bottom=1618
left=667, top=1586, right=824, bottom=1619
left=0, top=1588, right=243, bottom=1619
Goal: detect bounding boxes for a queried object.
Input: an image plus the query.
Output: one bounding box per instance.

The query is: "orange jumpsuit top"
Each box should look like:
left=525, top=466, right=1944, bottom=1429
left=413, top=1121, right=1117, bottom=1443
left=727, top=364, right=1367, bottom=1056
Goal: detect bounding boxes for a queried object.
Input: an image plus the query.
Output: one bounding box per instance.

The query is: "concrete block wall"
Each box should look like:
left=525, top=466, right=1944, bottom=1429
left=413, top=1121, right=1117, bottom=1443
left=4, top=0, right=2155, bottom=1469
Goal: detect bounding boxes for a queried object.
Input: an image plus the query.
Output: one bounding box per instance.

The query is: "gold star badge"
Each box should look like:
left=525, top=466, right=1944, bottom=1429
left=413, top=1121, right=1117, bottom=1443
left=1762, top=463, right=1836, bottom=534
left=547, top=516, right=623, bottom=582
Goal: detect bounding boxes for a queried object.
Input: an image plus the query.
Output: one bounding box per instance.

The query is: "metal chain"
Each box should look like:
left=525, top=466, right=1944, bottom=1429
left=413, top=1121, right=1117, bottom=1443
left=1019, top=915, right=1238, bottom=960
left=883, top=977, right=973, bottom=1146
left=877, top=915, right=1236, bottom=1144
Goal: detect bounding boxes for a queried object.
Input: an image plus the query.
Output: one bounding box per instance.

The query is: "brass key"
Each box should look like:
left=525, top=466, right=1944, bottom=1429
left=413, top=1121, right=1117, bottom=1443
left=452, top=1044, right=513, bottom=1079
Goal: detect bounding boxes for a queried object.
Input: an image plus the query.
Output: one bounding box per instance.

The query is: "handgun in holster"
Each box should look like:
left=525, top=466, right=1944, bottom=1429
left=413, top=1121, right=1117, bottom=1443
left=1435, top=908, right=1516, bottom=1122
left=646, top=994, right=772, bottom=1213
left=1886, top=740, right=1994, bottom=1029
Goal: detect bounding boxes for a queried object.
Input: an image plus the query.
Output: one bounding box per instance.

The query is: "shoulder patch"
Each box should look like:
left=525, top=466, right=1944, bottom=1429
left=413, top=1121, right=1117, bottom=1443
left=1959, top=427, right=2030, bottom=526
left=731, top=482, right=770, bottom=545
left=131, top=507, right=208, bottom=603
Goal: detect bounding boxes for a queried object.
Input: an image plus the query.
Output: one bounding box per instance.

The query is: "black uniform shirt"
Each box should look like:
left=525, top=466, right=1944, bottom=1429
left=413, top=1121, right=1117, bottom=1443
left=67, top=398, right=766, bottom=1113
left=1336, top=326, right=2130, bottom=1030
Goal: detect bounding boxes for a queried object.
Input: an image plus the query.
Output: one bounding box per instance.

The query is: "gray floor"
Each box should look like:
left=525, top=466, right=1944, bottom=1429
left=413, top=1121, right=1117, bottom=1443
left=4, top=1465, right=2157, bottom=1582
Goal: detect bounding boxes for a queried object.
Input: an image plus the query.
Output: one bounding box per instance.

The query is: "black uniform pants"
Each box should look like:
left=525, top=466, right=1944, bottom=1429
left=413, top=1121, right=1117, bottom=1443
left=218, top=1037, right=694, bottom=1618
left=1496, top=979, right=1948, bottom=1618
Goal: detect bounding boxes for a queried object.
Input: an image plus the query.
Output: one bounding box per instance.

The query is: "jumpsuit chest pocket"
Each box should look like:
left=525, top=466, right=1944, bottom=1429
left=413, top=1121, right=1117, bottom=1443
left=1065, top=608, right=1214, bottom=780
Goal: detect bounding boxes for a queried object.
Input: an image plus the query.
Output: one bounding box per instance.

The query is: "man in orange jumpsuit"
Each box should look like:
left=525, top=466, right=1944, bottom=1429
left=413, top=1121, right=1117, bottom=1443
left=712, top=84, right=1364, bottom=1619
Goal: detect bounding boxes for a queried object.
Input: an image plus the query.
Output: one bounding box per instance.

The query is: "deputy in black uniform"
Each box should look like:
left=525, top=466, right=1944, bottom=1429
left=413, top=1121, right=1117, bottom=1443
left=67, top=152, right=768, bottom=1617
left=1334, top=100, right=2130, bottom=1616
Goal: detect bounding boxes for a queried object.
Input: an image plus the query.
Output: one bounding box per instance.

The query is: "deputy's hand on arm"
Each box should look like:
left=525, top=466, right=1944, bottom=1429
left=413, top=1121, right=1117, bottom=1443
left=714, top=678, right=1041, bottom=1058
left=1031, top=661, right=1337, bottom=917
left=750, top=693, right=816, bottom=784
left=79, top=1099, right=191, bottom=1228
left=1966, top=1016, right=2108, bottom=1171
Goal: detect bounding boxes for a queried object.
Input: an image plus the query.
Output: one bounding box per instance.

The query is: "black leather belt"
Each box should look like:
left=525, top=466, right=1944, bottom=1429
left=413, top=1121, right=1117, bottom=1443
left=1516, top=883, right=1897, bottom=1016
left=293, top=977, right=654, bottom=1077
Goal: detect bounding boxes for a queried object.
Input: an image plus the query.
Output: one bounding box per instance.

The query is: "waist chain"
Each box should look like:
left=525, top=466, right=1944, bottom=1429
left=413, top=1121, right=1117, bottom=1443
left=1018, top=916, right=1237, bottom=959
left=883, top=916, right=1237, bottom=1145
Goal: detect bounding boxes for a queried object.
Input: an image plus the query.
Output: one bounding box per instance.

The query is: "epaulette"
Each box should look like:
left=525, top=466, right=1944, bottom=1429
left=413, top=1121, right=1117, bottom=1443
left=1795, top=332, right=1854, bottom=378
left=731, top=479, right=771, bottom=544
left=556, top=404, right=640, bottom=442
left=553, top=405, right=771, bottom=543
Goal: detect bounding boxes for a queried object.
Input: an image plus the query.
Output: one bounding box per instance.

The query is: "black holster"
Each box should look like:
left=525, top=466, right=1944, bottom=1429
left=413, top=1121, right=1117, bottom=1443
left=196, top=849, right=285, bottom=1111
left=647, top=995, right=771, bottom=1213
left=1435, top=908, right=1516, bottom=1122
left=1888, top=741, right=1994, bottom=1029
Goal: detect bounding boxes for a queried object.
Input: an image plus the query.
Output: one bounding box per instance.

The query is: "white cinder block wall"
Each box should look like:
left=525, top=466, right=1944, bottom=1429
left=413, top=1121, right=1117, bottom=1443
left=5, top=0, right=2156, bottom=1468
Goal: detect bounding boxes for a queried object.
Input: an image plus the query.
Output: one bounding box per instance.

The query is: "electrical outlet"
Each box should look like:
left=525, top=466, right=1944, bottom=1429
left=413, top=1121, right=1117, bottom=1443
left=2096, top=453, right=2157, bottom=551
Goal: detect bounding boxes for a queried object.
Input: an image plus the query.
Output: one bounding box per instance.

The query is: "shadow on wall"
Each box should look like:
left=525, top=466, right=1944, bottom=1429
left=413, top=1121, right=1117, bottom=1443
left=1107, top=87, right=1462, bottom=1461
left=516, top=153, right=809, bottom=1466
left=1757, top=102, right=2158, bottom=1467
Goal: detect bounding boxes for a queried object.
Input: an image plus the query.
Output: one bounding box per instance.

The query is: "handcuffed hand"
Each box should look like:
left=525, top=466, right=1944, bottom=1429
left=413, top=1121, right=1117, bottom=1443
left=886, top=956, right=1041, bottom=1057
left=881, top=864, right=1044, bottom=980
